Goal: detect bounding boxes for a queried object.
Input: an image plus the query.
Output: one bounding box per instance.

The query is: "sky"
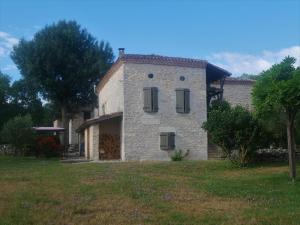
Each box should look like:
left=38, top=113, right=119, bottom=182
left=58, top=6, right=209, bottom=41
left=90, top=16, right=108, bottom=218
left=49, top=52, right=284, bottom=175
left=0, top=0, right=300, bottom=81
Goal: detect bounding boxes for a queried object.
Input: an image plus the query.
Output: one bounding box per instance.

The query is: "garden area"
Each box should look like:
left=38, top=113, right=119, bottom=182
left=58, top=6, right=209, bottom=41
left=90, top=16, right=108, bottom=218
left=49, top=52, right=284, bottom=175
left=0, top=156, right=300, bottom=225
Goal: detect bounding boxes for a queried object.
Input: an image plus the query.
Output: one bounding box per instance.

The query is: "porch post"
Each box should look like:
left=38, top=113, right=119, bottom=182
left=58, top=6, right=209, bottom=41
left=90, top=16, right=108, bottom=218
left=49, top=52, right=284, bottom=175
left=90, top=125, right=99, bottom=160
left=84, top=128, right=89, bottom=159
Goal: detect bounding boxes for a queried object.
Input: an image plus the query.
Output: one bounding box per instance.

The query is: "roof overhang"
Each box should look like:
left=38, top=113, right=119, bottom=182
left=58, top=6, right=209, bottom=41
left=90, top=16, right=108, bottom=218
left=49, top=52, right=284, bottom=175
left=76, top=112, right=123, bottom=133
left=33, top=127, right=65, bottom=132
left=206, top=63, right=231, bottom=83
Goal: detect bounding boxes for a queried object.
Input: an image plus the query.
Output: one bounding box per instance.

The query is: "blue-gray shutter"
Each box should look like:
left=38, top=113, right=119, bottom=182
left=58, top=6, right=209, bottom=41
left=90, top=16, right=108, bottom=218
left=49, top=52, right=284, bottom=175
left=160, top=133, right=168, bottom=150
left=143, top=87, right=152, bottom=112
left=176, top=89, right=185, bottom=113
left=184, top=89, right=190, bottom=113
left=168, top=132, right=175, bottom=149
left=160, top=132, right=175, bottom=150
left=152, top=87, right=158, bottom=112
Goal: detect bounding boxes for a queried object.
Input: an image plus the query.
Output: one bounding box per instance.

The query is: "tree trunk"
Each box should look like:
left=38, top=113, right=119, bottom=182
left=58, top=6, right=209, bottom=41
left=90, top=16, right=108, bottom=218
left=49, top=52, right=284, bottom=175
left=287, top=111, right=296, bottom=181
left=61, top=106, right=69, bottom=149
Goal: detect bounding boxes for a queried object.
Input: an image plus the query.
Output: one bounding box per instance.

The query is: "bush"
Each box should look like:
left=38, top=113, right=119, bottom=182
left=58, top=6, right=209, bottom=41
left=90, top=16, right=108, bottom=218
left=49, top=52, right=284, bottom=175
left=35, top=135, right=63, bottom=158
left=171, top=149, right=189, bottom=161
left=0, top=115, right=35, bottom=155
left=202, top=100, right=265, bottom=166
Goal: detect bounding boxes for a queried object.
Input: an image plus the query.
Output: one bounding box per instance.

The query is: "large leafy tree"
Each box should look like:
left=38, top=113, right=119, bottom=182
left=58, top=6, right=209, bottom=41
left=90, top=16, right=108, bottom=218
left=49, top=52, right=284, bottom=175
left=11, top=20, right=114, bottom=146
left=252, top=57, right=300, bottom=180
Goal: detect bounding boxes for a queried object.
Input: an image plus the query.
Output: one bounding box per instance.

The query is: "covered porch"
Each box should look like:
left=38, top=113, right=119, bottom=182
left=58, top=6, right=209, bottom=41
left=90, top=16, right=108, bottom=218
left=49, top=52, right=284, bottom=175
left=206, top=63, right=231, bottom=106
left=206, top=63, right=231, bottom=159
left=76, top=112, right=123, bottom=161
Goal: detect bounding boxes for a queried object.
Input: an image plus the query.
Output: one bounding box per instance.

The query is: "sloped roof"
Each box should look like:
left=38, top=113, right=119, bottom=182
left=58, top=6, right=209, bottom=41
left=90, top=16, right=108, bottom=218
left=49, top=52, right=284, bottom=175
left=96, top=54, right=231, bottom=92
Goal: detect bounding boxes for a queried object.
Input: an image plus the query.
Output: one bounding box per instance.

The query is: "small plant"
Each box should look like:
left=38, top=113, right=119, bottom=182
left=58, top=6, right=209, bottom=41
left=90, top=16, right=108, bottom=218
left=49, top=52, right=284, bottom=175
left=171, top=149, right=189, bottom=161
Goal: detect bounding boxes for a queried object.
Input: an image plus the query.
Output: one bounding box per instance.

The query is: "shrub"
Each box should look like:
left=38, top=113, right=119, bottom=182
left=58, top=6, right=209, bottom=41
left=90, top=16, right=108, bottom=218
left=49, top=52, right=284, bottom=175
left=171, top=149, right=189, bottom=161
left=35, top=135, right=63, bottom=158
left=202, top=100, right=265, bottom=166
left=0, top=115, right=35, bottom=155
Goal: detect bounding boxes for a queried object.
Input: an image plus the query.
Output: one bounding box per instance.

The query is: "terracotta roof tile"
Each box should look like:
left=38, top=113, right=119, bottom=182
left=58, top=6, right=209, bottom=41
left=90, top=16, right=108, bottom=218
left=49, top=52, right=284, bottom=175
left=120, top=54, right=207, bottom=68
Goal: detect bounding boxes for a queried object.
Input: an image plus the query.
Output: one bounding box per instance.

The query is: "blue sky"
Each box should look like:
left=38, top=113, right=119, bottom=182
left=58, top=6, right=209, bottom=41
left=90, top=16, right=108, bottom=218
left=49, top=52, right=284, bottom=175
left=0, top=0, right=300, bottom=80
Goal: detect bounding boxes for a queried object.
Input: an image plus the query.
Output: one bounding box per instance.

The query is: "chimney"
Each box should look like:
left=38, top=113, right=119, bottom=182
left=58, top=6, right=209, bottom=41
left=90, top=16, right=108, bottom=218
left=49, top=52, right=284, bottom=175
left=118, top=48, right=125, bottom=57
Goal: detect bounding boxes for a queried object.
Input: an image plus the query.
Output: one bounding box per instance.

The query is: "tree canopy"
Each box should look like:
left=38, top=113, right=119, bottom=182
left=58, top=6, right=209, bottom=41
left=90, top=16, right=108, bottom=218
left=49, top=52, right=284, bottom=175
left=11, top=20, right=114, bottom=112
left=0, top=71, right=55, bottom=130
left=252, top=56, right=300, bottom=180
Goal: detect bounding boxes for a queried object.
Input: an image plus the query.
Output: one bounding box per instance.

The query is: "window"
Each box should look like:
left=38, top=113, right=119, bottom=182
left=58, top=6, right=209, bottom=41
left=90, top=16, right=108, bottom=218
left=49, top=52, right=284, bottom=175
left=143, top=87, right=158, bottom=113
left=83, top=111, right=91, bottom=120
left=179, top=76, right=185, bottom=81
left=176, top=88, right=190, bottom=113
left=160, top=132, right=175, bottom=150
left=148, top=73, right=154, bottom=79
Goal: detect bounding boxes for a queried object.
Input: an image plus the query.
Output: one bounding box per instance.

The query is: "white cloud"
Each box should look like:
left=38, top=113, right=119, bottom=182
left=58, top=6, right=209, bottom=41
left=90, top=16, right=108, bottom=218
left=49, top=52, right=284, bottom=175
left=0, top=31, right=19, bottom=58
left=2, top=64, right=17, bottom=71
left=208, top=46, right=300, bottom=76
left=0, top=47, right=5, bottom=57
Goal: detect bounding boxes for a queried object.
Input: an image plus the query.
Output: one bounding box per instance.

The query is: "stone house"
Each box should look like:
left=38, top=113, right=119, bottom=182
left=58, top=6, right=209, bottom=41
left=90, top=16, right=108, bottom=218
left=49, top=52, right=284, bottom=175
left=57, top=49, right=254, bottom=161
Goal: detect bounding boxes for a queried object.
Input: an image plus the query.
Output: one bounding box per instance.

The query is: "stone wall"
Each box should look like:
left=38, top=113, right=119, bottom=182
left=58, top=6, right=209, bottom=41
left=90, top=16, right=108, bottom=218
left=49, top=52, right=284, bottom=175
left=98, top=64, right=124, bottom=116
left=222, top=82, right=254, bottom=110
left=123, top=63, right=207, bottom=161
left=69, top=113, right=84, bottom=145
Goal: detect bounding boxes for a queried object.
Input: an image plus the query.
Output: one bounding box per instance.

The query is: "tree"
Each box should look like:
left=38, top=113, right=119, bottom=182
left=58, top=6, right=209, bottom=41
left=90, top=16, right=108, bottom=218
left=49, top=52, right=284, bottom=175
left=11, top=20, right=114, bottom=146
left=252, top=57, right=300, bottom=180
left=0, top=115, right=35, bottom=155
left=10, top=79, right=45, bottom=125
left=0, top=71, right=23, bottom=130
left=202, top=100, right=264, bottom=166
left=238, top=73, right=260, bottom=80
left=0, top=70, right=11, bottom=105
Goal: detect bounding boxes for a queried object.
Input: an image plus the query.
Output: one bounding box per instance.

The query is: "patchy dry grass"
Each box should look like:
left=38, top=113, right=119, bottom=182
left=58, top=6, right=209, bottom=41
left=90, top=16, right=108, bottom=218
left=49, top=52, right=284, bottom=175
left=0, top=157, right=300, bottom=225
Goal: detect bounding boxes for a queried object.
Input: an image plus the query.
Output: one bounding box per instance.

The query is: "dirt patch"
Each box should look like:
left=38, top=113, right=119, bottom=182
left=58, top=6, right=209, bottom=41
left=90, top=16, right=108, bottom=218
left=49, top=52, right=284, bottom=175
left=33, top=195, right=157, bottom=225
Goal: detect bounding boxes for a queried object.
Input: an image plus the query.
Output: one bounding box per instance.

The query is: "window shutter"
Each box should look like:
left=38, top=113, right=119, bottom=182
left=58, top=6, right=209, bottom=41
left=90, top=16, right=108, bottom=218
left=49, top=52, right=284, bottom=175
left=143, top=87, right=152, bottom=112
left=176, top=89, right=185, bottom=113
left=168, top=132, right=175, bottom=150
left=160, top=132, right=175, bottom=150
left=184, top=89, right=190, bottom=113
left=152, top=87, right=158, bottom=112
left=160, top=133, right=168, bottom=150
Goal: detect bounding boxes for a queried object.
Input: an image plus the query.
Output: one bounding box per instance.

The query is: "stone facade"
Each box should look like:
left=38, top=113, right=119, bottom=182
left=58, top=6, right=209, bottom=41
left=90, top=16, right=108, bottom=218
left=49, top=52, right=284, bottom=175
left=68, top=113, right=84, bottom=145
left=123, top=63, right=207, bottom=160
left=98, top=65, right=124, bottom=116
left=212, top=78, right=254, bottom=110
left=223, top=81, right=254, bottom=110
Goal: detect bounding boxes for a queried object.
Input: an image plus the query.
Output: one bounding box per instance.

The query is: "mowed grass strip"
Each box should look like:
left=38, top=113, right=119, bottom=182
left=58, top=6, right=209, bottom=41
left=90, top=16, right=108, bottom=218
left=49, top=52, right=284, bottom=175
left=0, top=156, right=299, bottom=225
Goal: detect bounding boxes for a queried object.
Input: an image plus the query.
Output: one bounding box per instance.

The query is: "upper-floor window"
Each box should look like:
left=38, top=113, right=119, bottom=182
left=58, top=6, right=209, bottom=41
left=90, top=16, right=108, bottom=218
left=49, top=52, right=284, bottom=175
left=176, top=88, right=190, bottom=113
left=143, top=87, right=158, bottom=113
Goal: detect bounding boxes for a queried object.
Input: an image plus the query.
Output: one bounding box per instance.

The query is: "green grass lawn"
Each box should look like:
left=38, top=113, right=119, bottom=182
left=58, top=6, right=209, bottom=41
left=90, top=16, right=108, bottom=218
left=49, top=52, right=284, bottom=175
left=0, top=156, right=300, bottom=225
